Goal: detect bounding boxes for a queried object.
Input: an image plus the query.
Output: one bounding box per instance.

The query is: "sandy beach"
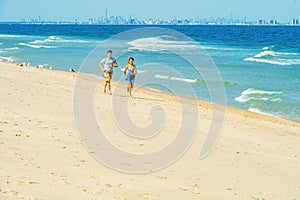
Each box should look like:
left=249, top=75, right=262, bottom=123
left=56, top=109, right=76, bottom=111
left=0, top=61, right=300, bottom=199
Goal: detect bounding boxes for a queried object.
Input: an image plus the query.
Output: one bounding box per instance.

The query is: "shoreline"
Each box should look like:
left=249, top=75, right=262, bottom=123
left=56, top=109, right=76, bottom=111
left=1, top=60, right=300, bottom=128
left=0, top=61, right=300, bottom=127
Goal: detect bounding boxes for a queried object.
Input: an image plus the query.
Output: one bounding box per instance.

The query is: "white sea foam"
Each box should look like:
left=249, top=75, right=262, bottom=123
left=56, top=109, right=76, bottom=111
left=137, top=70, right=148, bottom=74
left=235, top=88, right=282, bottom=103
left=246, top=47, right=300, bottom=66
left=244, top=57, right=300, bottom=66
left=18, top=43, right=56, bottom=49
left=154, top=74, right=197, bottom=83
left=4, top=47, right=19, bottom=51
left=270, top=98, right=282, bottom=102
left=148, top=88, right=162, bottom=93
left=254, top=51, right=277, bottom=58
left=202, top=45, right=244, bottom=51
left=0, top=34, right=24, bottom=38
left=0, top=56, right=14, bottom=62
left=262, top=45, right=277, bottom=51
left=127, top=36, right=200, bottom=52
left=248, top=107, right=278, bottom=118
left=29, top=36, right=91, bottom=45
left=263, top=46, right=270, bottom=51
left=254, top=50, right=299, bottom=58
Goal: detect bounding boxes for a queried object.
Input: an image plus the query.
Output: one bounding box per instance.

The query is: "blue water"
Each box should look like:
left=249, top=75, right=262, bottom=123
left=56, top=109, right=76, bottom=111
left=0, top=25, right=300, bottom=122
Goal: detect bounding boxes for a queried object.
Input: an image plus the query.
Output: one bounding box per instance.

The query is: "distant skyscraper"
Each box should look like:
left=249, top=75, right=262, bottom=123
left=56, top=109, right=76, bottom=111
left=291, top=18, right=299, bottom=25
left=105, top=8, right=108, bottom=21
left=257, top=19, right=265, bottom=25
left=269, top=19, right=277, bottom=25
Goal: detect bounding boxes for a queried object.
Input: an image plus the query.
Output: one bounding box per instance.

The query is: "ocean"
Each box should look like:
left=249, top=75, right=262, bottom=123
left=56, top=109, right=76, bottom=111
left=0, top=24, right=299, bottom=122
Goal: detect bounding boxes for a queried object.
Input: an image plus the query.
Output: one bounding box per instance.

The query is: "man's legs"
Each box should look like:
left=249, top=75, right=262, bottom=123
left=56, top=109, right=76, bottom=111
left=104, top=81, right=108, bottom=93
left=108, top=81, right=112, bottom=95
left=108, top=72, right=113, bottom=95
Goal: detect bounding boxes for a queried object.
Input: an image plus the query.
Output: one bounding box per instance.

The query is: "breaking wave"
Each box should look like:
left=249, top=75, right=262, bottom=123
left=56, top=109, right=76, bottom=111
left=235, top=88, right=282, bottom=103
left=127, top=36, right=200, bottom=52
left=17, top=43, right=56, bottom=49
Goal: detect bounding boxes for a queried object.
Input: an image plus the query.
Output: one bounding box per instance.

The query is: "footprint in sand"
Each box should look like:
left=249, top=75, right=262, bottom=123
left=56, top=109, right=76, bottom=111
left=28, top=181, right=39, bottom=185
left=137, top=193, right=151, bottom=198
left=192, top=189, right=202, bottom=195
left=251, top=197, right=266, bottom=200
left=226, top=187, right=236, bottom=191
left=178, top=184, right=203, bottom=195
left=104, top=183, right=114, bottom=188
left=156, top=176, right=167, bottom=180
left=178, top=186, right=189, bottom=191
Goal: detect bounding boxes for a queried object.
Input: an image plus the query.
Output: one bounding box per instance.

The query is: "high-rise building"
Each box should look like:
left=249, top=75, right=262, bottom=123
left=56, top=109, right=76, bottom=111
left=292, top=18, right=299, bottom=25
left=269, top=19, right=277, bottom=25
left=105, top=8, right=108, bottom=21
left=257, top=19, right=265, bottom=25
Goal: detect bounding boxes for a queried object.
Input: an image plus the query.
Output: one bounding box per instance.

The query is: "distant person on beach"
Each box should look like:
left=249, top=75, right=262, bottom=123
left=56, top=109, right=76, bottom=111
left=99, top=50, right=118, bottom=95
left=124, top=56, right=137, bottom=97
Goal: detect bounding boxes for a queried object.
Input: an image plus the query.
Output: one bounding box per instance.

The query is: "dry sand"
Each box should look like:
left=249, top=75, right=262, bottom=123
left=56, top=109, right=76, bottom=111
left=0, top=62, right=299, bottom=199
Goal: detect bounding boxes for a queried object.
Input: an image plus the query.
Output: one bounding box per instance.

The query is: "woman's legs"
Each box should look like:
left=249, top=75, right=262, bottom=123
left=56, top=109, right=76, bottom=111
left=127, top=82, right=132, bottom=96
left=129, top=82, right=134, bottom=97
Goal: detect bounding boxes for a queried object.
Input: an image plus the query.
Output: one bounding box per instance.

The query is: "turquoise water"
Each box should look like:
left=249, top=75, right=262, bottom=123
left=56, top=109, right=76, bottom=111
left=0, top=25, right=300, bottom=122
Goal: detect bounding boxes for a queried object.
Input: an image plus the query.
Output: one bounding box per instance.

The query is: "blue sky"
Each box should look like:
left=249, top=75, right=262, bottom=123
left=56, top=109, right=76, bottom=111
left=0, top=0, right=299, bottom=22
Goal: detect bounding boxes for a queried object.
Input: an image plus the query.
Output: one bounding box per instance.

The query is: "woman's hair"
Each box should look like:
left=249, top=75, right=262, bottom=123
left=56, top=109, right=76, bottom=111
left=128, top=56, right=134, bottom=64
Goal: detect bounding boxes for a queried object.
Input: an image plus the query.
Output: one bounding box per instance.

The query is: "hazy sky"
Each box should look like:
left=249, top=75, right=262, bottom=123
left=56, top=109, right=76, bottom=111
left=0, top=0, right=299, bottom=22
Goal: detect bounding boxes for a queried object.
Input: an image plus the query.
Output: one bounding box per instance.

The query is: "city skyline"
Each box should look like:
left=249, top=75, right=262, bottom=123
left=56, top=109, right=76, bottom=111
left=0, top=0, right=299, bottom=22
left=1, top=9, right=299, bottom=26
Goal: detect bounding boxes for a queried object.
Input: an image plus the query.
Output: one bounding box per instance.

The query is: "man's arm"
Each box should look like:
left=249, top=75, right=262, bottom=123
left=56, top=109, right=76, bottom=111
left=112, top=58, right=118, bottom=68
left=112, top=62, right=118, bottom=68
left=99, top=61, right=105, bottom=72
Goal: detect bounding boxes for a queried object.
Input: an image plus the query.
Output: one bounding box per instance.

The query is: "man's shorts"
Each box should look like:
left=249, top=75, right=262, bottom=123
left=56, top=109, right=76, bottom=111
left=104, top=71, right=113, bottom=82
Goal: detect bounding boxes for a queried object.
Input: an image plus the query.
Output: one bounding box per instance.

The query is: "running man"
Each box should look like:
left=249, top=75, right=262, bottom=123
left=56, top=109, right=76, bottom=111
left=99, top=50, right=118, bottom=95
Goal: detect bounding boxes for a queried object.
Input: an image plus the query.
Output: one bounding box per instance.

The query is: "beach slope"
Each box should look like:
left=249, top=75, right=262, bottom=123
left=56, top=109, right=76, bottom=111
left=0, top=62, right=299, bottom=199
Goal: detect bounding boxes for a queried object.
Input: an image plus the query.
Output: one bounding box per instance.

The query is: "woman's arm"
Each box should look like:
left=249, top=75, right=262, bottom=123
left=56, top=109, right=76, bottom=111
left=124, top=66, right=128, bottom=76
left=134, top=66, right=138, bottom=75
